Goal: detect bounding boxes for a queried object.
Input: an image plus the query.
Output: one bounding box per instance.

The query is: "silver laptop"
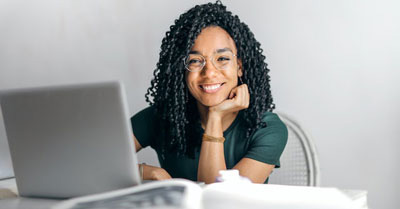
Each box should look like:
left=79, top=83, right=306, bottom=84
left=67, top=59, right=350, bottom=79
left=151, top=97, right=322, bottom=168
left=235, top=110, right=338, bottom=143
left=0, top=81, right=141, bottom=198
left=0, top=110, right=14, bottom=180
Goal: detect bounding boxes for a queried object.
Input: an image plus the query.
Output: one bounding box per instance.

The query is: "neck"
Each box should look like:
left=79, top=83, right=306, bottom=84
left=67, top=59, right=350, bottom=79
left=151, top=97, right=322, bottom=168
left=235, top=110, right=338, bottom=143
left=197, top=102, right=239, bottom=131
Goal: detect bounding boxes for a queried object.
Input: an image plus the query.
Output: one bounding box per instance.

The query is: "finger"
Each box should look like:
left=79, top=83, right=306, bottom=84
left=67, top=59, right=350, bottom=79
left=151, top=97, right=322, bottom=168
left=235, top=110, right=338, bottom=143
left=163, top=169, right=172, bottom=179
left=233, top=85, right=245, bottom=105
left=229, top=91, right=235, bottom=99
left=229, top=87, right=239, bottom=99
left=240, top=86, right=247, bottom=107
left=237, top=85, right=249, bottom=108
left=243, top=84, right=249, bottom=107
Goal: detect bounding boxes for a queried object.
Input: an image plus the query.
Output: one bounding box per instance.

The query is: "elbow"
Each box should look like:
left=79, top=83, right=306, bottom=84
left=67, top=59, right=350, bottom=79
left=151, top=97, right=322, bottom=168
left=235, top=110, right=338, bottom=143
left=198, top=176, right=216, bottom=184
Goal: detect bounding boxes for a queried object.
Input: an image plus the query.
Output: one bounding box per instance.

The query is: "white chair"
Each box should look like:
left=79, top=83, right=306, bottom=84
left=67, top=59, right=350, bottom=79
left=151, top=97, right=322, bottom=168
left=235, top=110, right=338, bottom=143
left=268, top=112, right=320, bottom=186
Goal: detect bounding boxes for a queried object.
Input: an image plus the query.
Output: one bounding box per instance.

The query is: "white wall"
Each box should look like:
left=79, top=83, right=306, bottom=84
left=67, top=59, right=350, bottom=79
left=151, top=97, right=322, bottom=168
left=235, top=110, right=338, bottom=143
left=0, top=0, right=399, bottom=208
left=224, top=1, right=400, bottom=208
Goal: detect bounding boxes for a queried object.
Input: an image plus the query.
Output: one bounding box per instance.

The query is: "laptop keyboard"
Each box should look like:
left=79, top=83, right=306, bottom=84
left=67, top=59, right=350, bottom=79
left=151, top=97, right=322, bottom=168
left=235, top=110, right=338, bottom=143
left=70, top=186, right=186, bottom=209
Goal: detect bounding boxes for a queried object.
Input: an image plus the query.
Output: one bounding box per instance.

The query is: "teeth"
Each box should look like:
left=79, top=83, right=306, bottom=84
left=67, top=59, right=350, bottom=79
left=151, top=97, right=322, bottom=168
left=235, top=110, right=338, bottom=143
left=202, top=84, right=221, bottom=90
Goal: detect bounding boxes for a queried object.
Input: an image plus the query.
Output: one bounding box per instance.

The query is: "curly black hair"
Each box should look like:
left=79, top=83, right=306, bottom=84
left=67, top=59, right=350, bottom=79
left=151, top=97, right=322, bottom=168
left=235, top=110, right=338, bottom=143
left=145, top=1, right=274, bottom=159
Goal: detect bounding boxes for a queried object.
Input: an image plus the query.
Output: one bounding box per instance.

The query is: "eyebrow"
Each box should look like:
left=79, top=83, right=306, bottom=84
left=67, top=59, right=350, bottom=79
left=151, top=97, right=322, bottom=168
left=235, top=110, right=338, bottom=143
left=189, top=48, right=233, bottom=55
left=216, top=48, right=233, bottom=53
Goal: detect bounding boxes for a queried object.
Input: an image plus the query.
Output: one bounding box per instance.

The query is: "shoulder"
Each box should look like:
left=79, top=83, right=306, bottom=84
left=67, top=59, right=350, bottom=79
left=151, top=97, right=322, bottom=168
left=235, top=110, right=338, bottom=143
left=244, top=111, right=288, bottom=166
left=130, top=105, right=159, bottom=148
left=131, top=105, right=160, bottom=131
left=249, top=111, right=288, bottom=149
left=257, top=111, right=288, bottom=137
left=131, top=105, right=157, bottom=120
left=262, top=111, right=284, bottom=124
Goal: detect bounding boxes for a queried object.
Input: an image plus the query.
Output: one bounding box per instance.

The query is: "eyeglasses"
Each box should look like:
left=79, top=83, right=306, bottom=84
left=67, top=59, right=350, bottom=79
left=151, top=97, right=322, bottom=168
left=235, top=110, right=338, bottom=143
left=183, top=50, right=237, bottom=72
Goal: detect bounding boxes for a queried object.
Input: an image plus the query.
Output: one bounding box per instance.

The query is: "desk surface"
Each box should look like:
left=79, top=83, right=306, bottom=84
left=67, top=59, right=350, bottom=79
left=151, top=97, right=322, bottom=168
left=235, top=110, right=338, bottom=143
left=0, top=178, right=368, bottom=209
left=0, top=179, right=59, bottom=209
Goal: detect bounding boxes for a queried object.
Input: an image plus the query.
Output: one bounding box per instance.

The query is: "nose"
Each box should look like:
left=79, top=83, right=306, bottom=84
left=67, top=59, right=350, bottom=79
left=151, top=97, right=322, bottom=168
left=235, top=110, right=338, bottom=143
left=201, top=59, right=219, bottom=77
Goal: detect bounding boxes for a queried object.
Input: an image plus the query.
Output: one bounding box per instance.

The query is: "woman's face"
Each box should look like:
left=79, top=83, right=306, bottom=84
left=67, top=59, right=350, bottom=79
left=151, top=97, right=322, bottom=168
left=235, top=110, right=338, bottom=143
left=185, top=26, right=242, bottom=107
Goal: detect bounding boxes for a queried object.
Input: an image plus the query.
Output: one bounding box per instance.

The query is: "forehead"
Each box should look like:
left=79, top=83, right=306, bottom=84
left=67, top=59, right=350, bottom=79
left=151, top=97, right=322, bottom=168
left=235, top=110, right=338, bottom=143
left=191, top=26, right=237, bottom=54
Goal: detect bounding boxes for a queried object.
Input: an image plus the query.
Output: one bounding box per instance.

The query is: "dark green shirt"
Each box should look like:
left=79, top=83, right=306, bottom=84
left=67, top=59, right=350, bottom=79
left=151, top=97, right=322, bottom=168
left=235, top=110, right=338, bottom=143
left=130, top=106, right=288, bottom=183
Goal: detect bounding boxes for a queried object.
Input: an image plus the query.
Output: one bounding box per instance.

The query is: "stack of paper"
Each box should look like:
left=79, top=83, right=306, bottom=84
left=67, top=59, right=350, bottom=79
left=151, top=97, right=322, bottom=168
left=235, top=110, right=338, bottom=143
left=202, top=183, right=363, bottom=209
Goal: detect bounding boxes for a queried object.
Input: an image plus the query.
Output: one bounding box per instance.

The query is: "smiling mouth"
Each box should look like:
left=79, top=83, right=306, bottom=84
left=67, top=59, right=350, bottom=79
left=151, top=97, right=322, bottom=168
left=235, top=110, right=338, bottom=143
left=199, top=83, right=225, bottom=93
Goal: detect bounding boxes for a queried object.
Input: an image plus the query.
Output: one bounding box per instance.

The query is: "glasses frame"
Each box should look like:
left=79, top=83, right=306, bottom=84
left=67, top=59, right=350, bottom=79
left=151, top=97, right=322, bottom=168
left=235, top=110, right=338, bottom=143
left=183, top=51, right=238, bottom=72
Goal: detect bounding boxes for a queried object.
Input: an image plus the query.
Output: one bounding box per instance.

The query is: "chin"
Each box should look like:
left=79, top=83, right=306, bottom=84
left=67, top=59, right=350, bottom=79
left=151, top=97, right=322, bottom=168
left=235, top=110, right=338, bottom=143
left=198, top=96, right=226, bottom=107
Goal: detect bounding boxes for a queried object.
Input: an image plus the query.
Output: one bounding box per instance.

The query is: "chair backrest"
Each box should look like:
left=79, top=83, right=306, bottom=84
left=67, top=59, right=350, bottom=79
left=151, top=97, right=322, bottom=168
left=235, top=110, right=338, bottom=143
left=268, top=112, right=320, bottom=186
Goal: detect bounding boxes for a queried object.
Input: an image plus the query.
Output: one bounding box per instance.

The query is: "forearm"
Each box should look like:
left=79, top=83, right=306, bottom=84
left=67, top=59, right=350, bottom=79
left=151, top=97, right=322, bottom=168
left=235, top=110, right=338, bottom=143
left=140, top=164, right=171, bottom=180
left=197, top=114, right=227, bottom=184
left=141, top=164, right=152, bottom=180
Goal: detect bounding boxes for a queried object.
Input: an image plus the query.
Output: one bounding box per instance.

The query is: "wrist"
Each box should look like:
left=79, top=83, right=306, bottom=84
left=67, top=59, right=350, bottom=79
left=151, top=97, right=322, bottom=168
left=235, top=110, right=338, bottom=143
left=207, top=111, right=222, bottom=123
left=202, top=133, right=225, bottom=143
left=204, top=113, right=223, bottom=137
left=139, top=163, right=146, bottom=180
left=208, top=105, right=222, bottom=116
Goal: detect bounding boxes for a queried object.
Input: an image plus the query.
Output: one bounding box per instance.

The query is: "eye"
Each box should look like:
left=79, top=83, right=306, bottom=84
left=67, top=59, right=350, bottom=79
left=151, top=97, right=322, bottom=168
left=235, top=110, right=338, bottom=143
left=217, top=56, right=231, bottom=62
left=188, top=58, right=202, bottom=65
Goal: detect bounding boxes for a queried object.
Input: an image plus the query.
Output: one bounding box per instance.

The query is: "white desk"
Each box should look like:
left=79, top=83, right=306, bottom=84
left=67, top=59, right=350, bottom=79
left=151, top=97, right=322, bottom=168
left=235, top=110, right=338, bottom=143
left=0, top=178, right=58, bottom=209
left=0, top=178, right=368, bottom=209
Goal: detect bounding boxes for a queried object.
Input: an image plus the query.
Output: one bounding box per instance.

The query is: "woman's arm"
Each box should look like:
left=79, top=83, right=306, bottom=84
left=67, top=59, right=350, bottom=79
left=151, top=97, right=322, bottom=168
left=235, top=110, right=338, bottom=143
left=197, top=84, right=252, bottom=183
left=233, top=158, right=275, bottom=183
left=133, top=134, right=172, bottom=180
left=198, top=131, right=275, bottom=183
left=133, top=134, right=142, bottom=152
left=141, top=164, right=172, bottom=180
left=197, top=113, right=226, bottom=183
left=197, top=84, right=278, bottom=183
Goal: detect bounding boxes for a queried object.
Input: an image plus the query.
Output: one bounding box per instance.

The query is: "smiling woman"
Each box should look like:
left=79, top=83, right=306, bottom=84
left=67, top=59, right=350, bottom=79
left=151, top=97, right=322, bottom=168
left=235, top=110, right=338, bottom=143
left=185, top=27, right=242, bottom=107
left=130, top=1, right=288, bottom=184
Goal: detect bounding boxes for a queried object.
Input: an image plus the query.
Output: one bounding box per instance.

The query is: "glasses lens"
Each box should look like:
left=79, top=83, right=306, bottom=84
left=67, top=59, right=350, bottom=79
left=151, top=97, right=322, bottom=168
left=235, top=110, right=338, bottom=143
left=212, top=51, right=235, bottom=70
left=185, top=54, right=205, bottom=72
left=184, top=51, right=236, bottom=72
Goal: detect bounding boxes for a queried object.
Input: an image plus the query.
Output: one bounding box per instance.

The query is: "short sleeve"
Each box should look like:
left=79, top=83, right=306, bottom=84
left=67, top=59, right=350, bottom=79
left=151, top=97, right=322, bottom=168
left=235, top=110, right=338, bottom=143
left=130, top=106, right=158, bottom=148
left=244, top=112, right=288, bottom=168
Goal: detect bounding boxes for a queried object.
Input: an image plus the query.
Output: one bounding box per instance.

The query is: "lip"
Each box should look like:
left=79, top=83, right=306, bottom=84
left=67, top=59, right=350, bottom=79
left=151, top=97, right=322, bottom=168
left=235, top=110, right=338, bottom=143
left=199, top=83, right=225, bottom=93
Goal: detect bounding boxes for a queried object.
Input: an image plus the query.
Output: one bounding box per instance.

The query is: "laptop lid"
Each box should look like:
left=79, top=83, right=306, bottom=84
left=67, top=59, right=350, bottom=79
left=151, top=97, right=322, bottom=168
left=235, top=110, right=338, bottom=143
left=0, top=111, right=14, bottom=180
left=0, top=81, right=140, bottom=198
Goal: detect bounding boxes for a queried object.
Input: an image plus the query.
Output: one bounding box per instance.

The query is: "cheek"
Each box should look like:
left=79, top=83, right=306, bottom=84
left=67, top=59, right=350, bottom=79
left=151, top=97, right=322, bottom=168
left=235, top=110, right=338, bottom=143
left=224, top=71, right=239, bottom=86
left=185, top=73, right=198, bottom=94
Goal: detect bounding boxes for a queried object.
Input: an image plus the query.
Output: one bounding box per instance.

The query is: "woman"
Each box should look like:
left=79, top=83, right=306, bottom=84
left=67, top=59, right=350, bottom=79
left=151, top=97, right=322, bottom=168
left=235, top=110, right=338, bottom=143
left=131, top=1, right=288, bottom=184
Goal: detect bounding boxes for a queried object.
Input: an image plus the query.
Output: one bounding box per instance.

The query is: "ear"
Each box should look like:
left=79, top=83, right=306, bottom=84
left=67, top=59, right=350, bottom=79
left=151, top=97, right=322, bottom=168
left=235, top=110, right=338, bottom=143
left=237, top=59, right=243, bottom=77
